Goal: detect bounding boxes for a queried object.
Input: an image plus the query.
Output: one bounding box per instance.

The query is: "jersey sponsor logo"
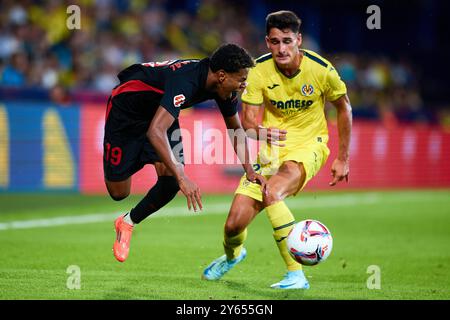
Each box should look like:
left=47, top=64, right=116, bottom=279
left=173, top=94, right=186, bottom=108
left=270, top=99, right=313, bottom=110
left=267, top=84, right=280, bottom=89
left=301, top=84, right=314, bottom=96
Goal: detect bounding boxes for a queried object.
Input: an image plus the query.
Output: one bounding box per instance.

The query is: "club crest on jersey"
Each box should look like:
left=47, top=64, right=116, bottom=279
left=173, top=94, right=186, bottom=108
left=301, top=84, right=314, bottom=96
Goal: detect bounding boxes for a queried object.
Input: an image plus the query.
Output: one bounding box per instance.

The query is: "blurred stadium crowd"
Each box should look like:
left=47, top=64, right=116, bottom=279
left=0, top=0, right=445, bottom=125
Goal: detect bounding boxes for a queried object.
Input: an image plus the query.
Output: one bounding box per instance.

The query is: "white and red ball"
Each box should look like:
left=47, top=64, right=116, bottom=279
left=287, top=219, right=333, bottom=266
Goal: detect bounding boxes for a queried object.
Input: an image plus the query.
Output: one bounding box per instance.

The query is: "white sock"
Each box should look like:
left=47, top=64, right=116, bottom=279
left=123, top=213, right=134, bottom=226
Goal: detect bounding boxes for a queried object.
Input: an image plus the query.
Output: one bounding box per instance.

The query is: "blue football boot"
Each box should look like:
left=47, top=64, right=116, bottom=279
left=202, top=248, right=247, bottom=280
left=270, top=270, right=310, bottom=289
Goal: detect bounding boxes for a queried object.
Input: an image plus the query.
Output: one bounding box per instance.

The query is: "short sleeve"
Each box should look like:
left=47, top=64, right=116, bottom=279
left=215, top=91, right=238, bottom=118
left=241, top=67, right=264, bottom=106
left=324, top=65, right=347, bottom=102
left=160, top=77, right=195, bottom=119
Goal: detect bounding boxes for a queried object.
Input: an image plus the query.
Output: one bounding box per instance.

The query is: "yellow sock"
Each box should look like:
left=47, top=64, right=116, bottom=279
left=223, top=227, right=247, bottom=260
left=266, top=201, right=302, bottom=271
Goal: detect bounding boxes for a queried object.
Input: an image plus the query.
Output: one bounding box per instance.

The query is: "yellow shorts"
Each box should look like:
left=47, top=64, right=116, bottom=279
left=235, top=141, right=330, bottom=202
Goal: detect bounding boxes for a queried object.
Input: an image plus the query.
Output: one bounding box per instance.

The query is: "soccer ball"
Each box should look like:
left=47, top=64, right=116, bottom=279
left=287, top=219, right=333, bottom=266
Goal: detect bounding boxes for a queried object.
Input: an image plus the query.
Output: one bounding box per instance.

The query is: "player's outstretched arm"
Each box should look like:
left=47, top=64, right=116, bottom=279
left=329, top=94, right=352, bottom=186
left=148, top=106, right=202, bottom=211
left=241, top=103, right=287, bottom=146
left=223, top=113, right=266, bottom=190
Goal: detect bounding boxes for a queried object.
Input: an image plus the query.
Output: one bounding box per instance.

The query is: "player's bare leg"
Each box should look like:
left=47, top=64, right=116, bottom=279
left=225, top=194, right=264, bottom=236
left=263, top=161, right=310, bottom=289
left=203, top=195, right=263, bottom=280
left=263, top=160, right=306, bottom=206
left=105, top=161, right=174, bottom=201
left=224, top=194, right=264, bottom=258
left=105, top=177, right=132, bottom=201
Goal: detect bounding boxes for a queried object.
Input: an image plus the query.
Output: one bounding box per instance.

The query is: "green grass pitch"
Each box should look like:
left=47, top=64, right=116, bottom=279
left=0, top=190, right=449, bottom=300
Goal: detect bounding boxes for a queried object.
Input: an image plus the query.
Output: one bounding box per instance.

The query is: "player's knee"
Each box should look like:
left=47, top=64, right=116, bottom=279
left=224, top=213, right=246, bottom=236
left=108, top=190, right=130, bottom=201
left=263, top=188, right=283, bottom=207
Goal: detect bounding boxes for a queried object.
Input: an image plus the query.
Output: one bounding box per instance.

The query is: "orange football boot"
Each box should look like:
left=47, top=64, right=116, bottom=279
left=113, top=215, right=134, bottom=262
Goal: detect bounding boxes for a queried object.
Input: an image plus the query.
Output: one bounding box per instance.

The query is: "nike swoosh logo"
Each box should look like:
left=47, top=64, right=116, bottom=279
left=267, top=84, right=279, bottom=89
left=276, top=236, right=287, bottom=243
left=279, top=282, right=309, bottom=289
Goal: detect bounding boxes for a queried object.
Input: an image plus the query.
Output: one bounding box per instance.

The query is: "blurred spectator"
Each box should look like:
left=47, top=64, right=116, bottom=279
left=1, top=51, right=29, bottom=86
left=49, top=84, right=71, bottom=106
left=93, top=62, right=119, bottom=93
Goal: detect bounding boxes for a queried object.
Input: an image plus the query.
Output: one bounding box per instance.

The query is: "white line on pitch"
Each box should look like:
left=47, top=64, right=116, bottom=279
left=0, top=193, right=381, bottom=231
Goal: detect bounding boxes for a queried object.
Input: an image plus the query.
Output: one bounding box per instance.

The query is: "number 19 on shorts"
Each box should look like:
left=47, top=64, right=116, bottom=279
left=104, top=143, right=122, bottom=165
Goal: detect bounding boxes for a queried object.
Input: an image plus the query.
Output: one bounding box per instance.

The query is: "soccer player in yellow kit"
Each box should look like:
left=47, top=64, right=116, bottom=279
left=203, top=11, right=352, bottom=289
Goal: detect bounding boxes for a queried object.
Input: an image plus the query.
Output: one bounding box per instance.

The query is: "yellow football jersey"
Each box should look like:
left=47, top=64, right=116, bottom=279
left=241, top=49, right=347, bottom=146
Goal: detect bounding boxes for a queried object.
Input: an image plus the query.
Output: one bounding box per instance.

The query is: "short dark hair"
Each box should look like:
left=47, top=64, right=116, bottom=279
left=266, top=10, right=301, bottom=35
left=209, top=44, right=254, bottom=73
